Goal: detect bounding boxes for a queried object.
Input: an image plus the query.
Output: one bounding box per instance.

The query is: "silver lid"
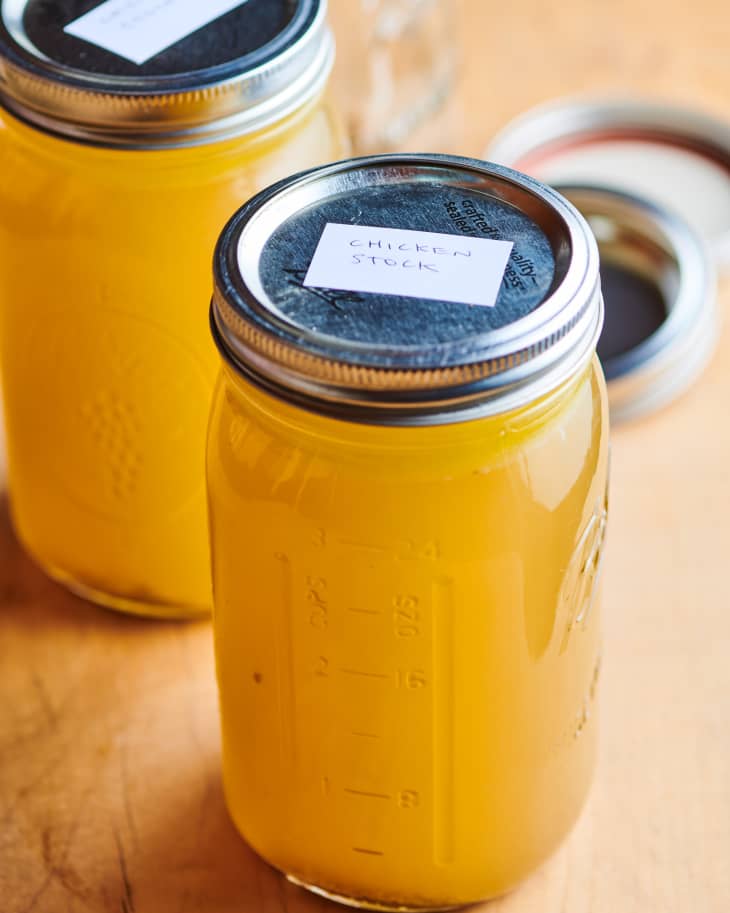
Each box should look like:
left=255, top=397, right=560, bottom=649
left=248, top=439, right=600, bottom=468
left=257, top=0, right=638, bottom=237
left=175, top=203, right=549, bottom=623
left=556, top=185, right=717, bottom=424
left=0, top=0, right=333, bottom=148
left=486, top=98, right=726, bottom=422
left=487, top=97, right=730, bottom=270
left=211, top=154, right=603, bottom=425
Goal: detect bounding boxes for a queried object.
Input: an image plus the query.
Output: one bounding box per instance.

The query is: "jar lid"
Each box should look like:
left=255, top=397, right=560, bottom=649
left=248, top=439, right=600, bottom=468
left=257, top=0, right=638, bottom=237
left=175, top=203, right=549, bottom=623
left=553, top=185, right=717, bottom=424
left=211, top=154, right=603, bottom=425
left=487, top=98, right=728, bottom=421
left=487, top=98, right=730, bottom=267
left=0, top=0, right=333, bottom=147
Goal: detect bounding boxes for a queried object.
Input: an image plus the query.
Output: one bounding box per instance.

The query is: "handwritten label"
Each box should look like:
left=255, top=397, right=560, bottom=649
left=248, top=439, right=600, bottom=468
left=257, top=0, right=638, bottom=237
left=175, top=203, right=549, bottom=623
left=64, top=0, right=250, bottom=65
left=303, top=224, right=513, bottom=308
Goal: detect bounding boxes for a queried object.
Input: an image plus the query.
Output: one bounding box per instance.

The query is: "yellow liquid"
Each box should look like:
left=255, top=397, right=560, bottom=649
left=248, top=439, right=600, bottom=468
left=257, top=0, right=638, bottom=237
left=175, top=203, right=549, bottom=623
left=207, top=358, right=609, bottom=909
left=0, top=96, right=344, bottom=617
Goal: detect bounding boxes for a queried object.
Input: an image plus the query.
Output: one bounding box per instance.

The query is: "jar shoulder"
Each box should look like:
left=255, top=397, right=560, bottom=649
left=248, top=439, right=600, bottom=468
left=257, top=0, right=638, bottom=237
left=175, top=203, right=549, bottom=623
left=207, top=359, right=608, bottom=501
left=0, top=95, right=346, bottom=195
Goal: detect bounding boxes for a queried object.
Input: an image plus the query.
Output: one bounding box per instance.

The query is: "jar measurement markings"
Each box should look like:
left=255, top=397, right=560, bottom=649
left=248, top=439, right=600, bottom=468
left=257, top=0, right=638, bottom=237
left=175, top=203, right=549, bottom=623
left=432, top=578, right=455, bottom=865
left=274, top=553, right=297, bottom=766
left=337, top=783, right=422, bottom=807
left=306, top=574, right=329, bottom=630
left=308, top=557, right=433, bottom=857
left=344, top=788, right=391, bottom=801
left=337, top=537, right=391, bottom=555
left=393, top=594, right=421, bottom=638
left=340, top=667, right=390, bottom=680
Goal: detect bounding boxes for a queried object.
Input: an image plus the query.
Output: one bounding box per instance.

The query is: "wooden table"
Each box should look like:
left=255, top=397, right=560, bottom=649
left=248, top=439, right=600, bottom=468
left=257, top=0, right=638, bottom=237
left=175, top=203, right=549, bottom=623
left=2, top=3, right=729, bottom=911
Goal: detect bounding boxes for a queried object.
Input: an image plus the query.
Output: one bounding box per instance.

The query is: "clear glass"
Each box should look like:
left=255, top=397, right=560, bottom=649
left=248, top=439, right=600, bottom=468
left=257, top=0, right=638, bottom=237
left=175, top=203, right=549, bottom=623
left=0, top=95, right=346, bottom=619
left=329, top=0, right=457, bottom=152
left=207, top=357, right=609, bottom=910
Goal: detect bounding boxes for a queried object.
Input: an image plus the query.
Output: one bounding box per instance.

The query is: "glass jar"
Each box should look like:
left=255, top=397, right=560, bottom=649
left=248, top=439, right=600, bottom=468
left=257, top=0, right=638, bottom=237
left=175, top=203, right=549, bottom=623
left=207, top=155, right=610, bottom=909
left=329, top=0, right=456, bottom=152
left=0, top=0, right=345, bottom=618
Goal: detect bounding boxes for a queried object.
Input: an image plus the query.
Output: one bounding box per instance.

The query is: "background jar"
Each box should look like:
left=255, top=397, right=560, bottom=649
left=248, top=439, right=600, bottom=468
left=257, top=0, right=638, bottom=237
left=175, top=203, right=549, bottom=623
left=207, top=155, right=610, bottom=909
left=0, top=0, right=345, bottom=618
left=329, top=0, right=457, bottom=152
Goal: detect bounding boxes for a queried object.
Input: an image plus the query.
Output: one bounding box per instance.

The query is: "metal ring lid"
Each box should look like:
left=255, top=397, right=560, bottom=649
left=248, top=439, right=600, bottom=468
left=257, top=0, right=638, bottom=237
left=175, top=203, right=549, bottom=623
left=0, top=0, right=333, bottom=147
left=487, top=97, right=730, bottom=269
left=486, top=98, right=728, bottom=421
left=556, top=185, right=717, bottom=424
left=211, top=154, right=603, bottom=426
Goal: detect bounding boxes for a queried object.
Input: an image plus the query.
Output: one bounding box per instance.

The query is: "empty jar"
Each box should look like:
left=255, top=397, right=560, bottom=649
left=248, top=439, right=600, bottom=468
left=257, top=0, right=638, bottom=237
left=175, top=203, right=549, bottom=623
left=329, top=0, right=456, bottom=151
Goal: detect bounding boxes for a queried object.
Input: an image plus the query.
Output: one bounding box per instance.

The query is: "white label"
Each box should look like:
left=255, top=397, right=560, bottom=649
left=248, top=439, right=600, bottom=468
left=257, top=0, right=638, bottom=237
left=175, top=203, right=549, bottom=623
left=65, top=0, right=250, bottom=66
left=303, top=224, right=514, bottom=308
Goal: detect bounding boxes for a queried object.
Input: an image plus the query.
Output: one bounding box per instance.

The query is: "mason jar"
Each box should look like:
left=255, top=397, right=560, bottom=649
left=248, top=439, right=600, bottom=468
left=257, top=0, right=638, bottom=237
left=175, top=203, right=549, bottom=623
left=329, top=0, right=456, bottom=152
left=0, top=0, right=345, bottom=618
left=207, top=155, right=610, bottom=909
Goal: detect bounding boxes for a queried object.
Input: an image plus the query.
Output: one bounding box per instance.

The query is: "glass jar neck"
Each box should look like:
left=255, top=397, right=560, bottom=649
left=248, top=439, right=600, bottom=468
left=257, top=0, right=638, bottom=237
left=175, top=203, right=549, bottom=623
left=218, top=353, right=601, bottom=457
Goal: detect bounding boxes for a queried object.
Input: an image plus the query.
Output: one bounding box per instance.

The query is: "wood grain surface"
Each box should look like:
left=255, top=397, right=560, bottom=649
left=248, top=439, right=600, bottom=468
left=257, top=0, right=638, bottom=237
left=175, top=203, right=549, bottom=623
left=1, top=2, right=729, bottom=911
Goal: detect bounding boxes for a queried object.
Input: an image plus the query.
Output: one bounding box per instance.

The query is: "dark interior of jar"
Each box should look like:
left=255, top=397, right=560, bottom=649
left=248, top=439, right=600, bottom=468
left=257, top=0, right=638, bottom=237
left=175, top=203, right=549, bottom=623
left=554, top=189, right=679, bottom=379
left=589, top=214, right=676, bottom=374
left=18, top=0, right=300, bottom=76
left=596, top=260, right=668, bottom=362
